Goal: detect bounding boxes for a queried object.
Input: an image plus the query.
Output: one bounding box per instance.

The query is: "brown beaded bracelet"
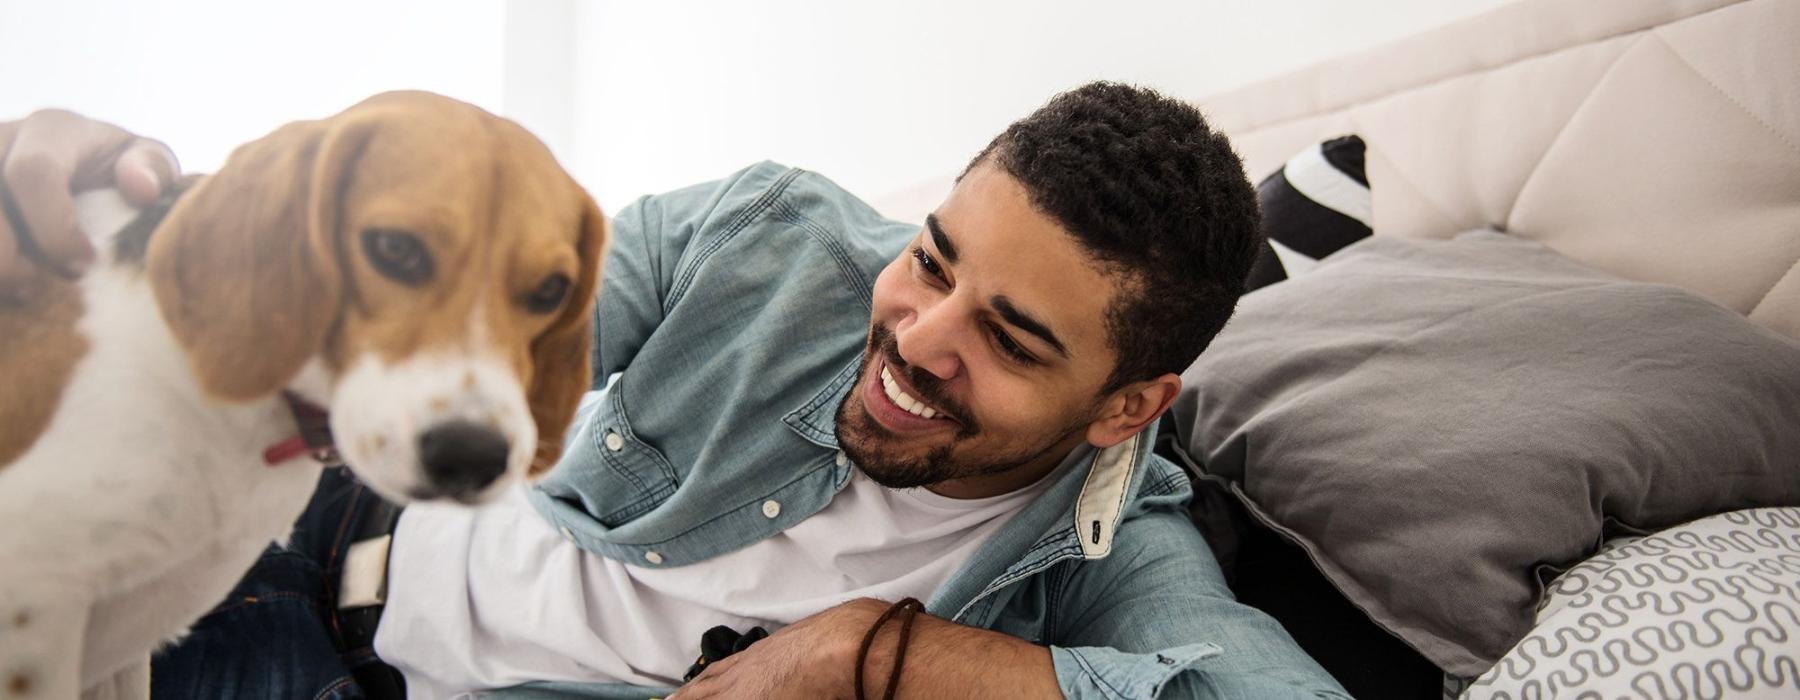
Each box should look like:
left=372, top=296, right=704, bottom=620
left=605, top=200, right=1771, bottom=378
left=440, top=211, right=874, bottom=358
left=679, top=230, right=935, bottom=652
left=854, top=597, right=925, bottom=700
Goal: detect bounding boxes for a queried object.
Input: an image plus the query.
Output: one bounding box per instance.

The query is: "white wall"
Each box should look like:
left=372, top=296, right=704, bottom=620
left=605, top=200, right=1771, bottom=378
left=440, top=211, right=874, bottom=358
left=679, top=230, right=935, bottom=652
left=1, top=0, right=1516, bottom=214
left=569, top=0, right=1516, bottom=213
left=0, top=0, right=507, bottom=178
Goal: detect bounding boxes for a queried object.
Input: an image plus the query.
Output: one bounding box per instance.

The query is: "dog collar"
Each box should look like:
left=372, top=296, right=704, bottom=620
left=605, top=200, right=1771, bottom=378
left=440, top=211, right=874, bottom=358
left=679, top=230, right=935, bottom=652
left=264, top=391, right=343, bottom=467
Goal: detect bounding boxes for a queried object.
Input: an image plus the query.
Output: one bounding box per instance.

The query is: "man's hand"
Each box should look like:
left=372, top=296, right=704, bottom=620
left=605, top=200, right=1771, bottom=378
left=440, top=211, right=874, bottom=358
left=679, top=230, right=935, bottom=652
left=671, top=597, right=881, bottom=698
left=671, top=597, right=1061, bottom=699
left=0, top=109, right=179, bottom=294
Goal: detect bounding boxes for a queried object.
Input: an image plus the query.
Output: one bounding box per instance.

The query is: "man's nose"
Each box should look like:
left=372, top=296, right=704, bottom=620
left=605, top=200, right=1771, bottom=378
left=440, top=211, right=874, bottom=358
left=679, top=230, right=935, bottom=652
left=894, top=303, right=965, bottom=383
left=418, top=420, right=510, bottom=500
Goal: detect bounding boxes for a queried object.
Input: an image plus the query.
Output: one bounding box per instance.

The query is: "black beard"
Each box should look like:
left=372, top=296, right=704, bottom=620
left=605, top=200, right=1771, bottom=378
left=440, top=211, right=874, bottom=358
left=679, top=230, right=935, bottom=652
left=833, top=323, right=1084, bottom=489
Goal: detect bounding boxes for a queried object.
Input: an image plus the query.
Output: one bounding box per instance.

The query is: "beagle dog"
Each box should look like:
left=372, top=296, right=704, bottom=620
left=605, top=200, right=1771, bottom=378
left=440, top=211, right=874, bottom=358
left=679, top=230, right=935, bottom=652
left=0, top=91, right=605, bottom=699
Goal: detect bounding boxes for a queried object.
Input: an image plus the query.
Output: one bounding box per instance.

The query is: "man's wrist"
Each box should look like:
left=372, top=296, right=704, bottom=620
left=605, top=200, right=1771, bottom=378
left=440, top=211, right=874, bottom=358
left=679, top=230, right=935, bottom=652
left=843, top=602, right=1060, bottom=699
left=825, top=598, right=896, bottom=693
left=848, top=604, right=911, bottom=697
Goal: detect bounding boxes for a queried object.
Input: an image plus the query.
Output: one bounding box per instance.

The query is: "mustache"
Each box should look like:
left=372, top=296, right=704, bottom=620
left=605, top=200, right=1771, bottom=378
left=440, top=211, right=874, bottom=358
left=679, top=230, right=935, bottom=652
left=870, top=323, right=976, bottom=432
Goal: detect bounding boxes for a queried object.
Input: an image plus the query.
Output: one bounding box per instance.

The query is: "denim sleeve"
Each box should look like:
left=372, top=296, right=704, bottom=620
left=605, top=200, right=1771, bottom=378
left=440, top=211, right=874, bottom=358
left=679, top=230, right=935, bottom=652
left=474, top=680, right=674, bottom=699
left=1049, top=508, right=1351, bottom=699
left=591, top=162, right=787, bottom=386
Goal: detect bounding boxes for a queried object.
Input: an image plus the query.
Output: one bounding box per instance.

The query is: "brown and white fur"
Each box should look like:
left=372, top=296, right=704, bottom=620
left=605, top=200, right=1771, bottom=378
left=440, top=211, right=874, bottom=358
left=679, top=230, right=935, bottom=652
left=0, top=91, right=605, bottom=699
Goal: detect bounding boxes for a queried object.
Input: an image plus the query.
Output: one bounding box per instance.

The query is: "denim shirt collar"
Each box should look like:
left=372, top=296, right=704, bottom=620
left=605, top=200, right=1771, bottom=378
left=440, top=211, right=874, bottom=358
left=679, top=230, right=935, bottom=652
left=934, top=431, right=1153, bottom=622
left=780, top=355, right=860, bottom=451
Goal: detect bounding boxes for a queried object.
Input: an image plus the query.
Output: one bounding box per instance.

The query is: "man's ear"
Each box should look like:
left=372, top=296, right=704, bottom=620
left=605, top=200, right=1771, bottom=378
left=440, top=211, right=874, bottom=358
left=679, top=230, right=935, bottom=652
left=1085, top=373, right=1181, bottom=448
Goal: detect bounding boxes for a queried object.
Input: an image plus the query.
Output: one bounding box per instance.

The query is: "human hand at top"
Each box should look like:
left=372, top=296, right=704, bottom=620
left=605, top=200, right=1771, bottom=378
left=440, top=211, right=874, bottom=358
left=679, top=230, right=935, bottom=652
left=0, top=109, right=179, bottom=296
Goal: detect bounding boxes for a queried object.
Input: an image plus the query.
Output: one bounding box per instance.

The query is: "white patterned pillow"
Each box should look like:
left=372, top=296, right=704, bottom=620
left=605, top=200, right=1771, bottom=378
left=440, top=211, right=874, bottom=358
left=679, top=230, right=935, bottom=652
left=1459, top=508, right=1800, bottom=699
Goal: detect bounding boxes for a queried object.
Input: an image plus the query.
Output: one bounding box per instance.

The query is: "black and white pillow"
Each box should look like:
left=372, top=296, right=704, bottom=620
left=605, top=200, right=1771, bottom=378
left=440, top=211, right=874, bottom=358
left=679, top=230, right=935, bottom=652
left=1454, top=508, right=1800, bottom=699
left=1245, top=135, right=1371, bottom=291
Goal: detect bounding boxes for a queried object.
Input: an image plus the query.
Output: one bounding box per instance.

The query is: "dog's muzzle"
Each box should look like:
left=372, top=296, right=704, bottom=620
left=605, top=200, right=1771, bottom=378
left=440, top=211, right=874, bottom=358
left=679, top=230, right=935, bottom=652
left=415, top=420, right=510, bottom=501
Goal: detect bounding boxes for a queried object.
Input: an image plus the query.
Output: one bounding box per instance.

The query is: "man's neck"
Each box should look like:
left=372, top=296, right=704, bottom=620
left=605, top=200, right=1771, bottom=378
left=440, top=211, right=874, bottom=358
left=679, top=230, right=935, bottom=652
left=924, top=433, right=1089, bottom=499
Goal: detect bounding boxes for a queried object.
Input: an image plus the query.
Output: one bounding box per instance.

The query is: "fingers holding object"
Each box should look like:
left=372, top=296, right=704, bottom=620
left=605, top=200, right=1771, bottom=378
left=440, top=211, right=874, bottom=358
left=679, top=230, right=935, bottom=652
left=112, top=138, right=179, bottom=206
left=0, top=109, right=171, bottom=282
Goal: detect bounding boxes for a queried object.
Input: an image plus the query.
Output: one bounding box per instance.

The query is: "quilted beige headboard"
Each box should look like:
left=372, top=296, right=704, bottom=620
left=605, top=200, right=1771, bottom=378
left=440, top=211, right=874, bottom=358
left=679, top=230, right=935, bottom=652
left=1200, top=0, right=1800, bottom=341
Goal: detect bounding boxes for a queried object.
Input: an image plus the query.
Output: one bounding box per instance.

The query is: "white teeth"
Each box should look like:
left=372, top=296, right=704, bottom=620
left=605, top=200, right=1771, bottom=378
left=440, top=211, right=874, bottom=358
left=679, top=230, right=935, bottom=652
left=879, top=366, right=940, bottom=419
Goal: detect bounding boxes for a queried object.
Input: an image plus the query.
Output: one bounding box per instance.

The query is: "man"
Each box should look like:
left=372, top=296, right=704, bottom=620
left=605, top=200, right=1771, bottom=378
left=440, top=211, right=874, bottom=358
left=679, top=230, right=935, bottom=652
left=0, top=83, right=1348, bottom=699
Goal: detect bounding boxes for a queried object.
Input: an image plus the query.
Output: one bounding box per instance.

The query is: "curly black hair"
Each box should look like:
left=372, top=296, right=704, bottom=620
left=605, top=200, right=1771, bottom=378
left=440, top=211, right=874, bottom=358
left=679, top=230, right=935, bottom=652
left=962, top=81, right=1261, bottom=394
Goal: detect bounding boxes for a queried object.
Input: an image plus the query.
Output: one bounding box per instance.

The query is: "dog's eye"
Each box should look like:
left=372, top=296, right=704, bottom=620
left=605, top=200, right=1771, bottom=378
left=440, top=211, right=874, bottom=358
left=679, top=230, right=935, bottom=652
left=362, top=229, right=434, bottom=286
left=525, top=273, right=571, bottom=314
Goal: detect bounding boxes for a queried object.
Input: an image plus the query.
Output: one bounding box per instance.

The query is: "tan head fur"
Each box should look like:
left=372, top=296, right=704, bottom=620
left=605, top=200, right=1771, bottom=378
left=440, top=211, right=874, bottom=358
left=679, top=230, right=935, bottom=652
left=148, top=91, right=603, bottom=495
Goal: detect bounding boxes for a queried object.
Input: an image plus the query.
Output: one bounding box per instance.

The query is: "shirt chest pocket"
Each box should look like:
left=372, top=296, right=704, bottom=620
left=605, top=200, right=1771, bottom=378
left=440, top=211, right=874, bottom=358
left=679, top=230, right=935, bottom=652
left=537, top=384, right=680, bottom=528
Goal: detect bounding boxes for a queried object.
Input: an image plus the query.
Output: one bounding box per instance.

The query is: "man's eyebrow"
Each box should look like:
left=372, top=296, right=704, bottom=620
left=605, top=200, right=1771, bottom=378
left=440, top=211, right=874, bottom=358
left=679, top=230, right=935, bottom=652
left=925, top=213, right=959, bottom=264
left=992, top=295, right=1069, bottom=359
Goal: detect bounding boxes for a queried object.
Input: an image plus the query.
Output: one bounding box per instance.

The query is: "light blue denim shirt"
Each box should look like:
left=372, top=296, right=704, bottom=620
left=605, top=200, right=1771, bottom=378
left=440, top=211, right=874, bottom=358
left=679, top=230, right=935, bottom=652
left=506, top=162, right=1347, bottom=699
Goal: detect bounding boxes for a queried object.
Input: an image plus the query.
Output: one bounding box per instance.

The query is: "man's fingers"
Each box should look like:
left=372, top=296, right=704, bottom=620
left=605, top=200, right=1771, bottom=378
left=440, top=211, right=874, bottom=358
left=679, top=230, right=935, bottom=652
left=2, top=145, right=90, bottom=274
left=668, top=678, right=706, bottom=699
left=0, top=119, right=30, bottom=292
left=0, top=109, right=141, bottom=275
left=0, top=211, right=31, bottom=293
left=114, top=138, right=179, bottom=206
left=701, top=652, right=741, bottom=677
left=0, top=109, right=171, bottom=285
left=671, top=654, right=739, bottom=699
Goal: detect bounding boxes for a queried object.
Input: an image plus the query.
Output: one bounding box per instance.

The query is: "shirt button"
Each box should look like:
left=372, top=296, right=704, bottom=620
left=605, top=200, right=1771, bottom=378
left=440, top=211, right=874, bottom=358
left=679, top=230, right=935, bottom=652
left=761, top=500, right=781, bottom=519
left=558, top=526, right=574, bottom=541
left=604, top=431, right=624, bottom=452
left=835, top=451, right=848, bottom=467
left=644, top=550, right=663, bottom=564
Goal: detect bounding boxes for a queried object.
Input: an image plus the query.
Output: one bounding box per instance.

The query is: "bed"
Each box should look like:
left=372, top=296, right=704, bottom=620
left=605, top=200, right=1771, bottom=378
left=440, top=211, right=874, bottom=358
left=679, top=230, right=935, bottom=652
left=876, top=0, right=1800, bottom=696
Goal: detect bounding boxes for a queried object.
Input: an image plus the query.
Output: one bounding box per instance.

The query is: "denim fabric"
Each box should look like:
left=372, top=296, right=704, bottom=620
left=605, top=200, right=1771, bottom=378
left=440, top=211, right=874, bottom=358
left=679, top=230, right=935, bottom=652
left=515, top=163, right=1350, bottom=699
left=152, top=468, right=398, bottom=700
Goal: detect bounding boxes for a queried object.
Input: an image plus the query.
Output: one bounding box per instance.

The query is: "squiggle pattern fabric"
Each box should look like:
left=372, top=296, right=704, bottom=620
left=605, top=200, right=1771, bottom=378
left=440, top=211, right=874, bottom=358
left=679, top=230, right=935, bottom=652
left=1460, top=508, right=1800, bottom=699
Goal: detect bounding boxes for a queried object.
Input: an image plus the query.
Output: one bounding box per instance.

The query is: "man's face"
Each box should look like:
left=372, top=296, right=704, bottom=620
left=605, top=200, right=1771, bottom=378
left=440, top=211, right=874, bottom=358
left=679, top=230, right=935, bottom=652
left=836, top=161, right=1123, bottom=497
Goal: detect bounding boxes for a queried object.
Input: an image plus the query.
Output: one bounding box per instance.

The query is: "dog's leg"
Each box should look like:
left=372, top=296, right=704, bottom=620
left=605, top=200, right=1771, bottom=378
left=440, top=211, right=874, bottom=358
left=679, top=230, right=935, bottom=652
left=0, top=592, right=89, bottom=700
left=76, top=657, right=146, bottom=700
left=122, top=660, right=149, bottom=700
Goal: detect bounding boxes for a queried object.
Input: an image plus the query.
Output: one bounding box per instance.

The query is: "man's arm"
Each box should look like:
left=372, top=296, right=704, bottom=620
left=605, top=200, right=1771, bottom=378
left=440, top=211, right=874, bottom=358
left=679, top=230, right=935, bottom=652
left=1046, top=506, right=1351, bottom=699
left=669, top=597, right=1061, bottom=699
left=590, top=162, right=792, bottom=387
left=674, top=506, right=1349, bottom=700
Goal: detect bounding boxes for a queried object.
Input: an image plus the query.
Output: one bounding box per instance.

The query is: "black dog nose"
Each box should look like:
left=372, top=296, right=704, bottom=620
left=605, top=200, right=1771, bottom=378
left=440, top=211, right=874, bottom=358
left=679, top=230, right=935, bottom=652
left=418, top=421, right=510, bottom=499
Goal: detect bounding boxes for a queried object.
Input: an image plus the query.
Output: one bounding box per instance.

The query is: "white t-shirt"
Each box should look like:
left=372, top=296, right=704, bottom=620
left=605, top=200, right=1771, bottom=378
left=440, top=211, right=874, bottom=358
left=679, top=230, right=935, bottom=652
left=373, top=456, right=1068, bottom=698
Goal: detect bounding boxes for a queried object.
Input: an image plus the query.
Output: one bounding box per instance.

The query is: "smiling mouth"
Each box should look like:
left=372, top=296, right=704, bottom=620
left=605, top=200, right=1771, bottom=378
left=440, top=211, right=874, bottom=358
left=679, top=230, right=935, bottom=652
left=880, top=364, right=946, bottom=420
left=857, top=324, right=971, bottom=435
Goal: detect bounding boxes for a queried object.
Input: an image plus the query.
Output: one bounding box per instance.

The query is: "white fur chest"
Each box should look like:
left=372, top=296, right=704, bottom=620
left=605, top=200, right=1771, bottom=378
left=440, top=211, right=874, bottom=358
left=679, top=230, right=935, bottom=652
left=0, top=191, right=325, bottom=691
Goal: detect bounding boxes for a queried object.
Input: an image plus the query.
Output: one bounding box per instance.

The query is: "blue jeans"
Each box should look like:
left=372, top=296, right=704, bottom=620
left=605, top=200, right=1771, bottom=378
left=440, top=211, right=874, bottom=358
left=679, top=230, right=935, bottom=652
left=151, top=468, right=402, bottom=700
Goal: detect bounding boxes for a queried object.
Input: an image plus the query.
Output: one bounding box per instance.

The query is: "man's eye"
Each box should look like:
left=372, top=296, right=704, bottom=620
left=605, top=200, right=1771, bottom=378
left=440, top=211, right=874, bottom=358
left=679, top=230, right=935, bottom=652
left=911, top=247, right=944, bottom=281
left=989, top=324, right=1036, bottom=365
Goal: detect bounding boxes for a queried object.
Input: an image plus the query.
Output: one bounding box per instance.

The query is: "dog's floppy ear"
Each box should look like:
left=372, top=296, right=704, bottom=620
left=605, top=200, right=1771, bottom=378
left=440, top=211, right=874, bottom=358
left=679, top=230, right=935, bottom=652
left=527, top=194, right=606, bottom=478
left=147, top=115, right=376, bottom=402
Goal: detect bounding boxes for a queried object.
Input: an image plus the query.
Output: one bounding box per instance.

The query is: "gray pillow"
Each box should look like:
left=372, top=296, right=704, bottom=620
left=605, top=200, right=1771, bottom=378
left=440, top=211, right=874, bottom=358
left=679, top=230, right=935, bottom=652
left=1171, top=230, right=1800, bottom=677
